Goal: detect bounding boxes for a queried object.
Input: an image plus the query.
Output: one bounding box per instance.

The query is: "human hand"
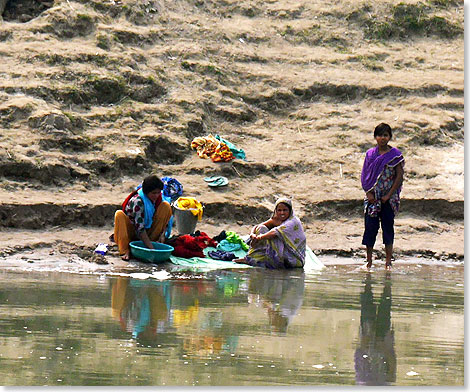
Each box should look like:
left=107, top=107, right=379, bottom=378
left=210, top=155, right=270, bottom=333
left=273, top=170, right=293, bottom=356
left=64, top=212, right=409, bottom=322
left=381, top=194, right=390, bottom=203
left=367, top=192, right=376, bottom=203
left=250, top=233, right=261, bottom=245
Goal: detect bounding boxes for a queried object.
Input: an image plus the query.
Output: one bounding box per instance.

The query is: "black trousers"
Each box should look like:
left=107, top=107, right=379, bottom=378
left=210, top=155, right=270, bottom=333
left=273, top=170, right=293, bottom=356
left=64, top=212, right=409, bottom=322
left=362, top=201, right=395, bottom=247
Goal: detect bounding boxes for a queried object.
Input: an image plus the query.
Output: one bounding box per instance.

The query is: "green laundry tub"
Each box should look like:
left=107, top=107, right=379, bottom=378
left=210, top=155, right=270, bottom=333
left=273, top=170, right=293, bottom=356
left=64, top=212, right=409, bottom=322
left=129, top=241, right=174, bottom=263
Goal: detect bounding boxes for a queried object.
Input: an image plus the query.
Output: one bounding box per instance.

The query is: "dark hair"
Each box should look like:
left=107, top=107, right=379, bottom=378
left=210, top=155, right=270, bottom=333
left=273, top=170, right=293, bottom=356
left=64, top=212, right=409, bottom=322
left=142, top=175, right=163, bottom=194
left=374, top=123, right=392, bottom=139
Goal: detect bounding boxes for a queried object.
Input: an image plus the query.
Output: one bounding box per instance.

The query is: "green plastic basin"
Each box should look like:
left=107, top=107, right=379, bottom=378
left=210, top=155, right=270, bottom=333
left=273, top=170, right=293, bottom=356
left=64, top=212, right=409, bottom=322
left=129, top=241, right=174, bottom=263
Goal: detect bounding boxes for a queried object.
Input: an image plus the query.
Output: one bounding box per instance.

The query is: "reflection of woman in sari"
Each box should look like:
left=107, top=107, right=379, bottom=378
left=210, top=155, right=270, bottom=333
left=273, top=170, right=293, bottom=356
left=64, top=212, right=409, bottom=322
left=247, top=269, right=305, bottom=333
left=235, top=198, right=306, bottom=269
left=354, top=273, right=396, bottom=385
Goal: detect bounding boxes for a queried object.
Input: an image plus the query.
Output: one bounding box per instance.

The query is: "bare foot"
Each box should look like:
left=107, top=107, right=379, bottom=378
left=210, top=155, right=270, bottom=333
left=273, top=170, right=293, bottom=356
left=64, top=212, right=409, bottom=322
left=233, top=258, right=246, bottom=264
left=121, top=252, right=130, bottom=261
left=366, top=261, right=372, bottom=269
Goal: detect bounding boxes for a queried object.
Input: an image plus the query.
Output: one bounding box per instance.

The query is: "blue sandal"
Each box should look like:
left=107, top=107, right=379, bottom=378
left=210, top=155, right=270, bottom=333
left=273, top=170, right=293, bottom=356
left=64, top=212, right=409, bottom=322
left=204, top=175, right=222, bottom=182
left=208, top=176, right=229, bottom=187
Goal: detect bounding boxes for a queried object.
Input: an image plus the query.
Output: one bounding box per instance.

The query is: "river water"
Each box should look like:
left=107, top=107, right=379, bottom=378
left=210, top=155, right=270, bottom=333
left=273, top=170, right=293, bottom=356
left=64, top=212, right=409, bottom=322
left=0, top=256, right=464, bottom=386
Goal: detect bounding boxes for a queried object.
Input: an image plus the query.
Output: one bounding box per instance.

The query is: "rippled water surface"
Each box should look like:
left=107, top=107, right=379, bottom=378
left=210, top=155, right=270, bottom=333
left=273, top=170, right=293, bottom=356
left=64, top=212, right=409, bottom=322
left=0, top=261, right=464, bottom=386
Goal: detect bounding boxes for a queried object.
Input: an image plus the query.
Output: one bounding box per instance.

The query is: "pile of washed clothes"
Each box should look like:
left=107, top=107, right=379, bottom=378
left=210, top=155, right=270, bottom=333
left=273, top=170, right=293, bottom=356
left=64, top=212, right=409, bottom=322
left=165, top=230, right=249, bottom=261
left=191, top=134, right=246, bottom=162
left=162, top=175, right=249, bottom=261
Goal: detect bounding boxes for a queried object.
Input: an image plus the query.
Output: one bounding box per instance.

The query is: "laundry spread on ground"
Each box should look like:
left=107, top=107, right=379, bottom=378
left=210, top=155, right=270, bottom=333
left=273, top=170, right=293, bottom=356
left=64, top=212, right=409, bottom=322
left=191, top=134, right=235, bottom=162
left=225, top=231, right=250, bottom=251
left=166, top=232, right=217, bottom=259
left=214, top=134, right=246, bottom=160
left=168, top=246, right=324, bottom=272
left=169, top=246, right=250, bottom=272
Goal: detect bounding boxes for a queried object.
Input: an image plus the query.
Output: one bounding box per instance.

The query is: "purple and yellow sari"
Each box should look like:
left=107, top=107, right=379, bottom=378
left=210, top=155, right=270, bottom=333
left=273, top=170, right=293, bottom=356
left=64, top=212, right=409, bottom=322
left=361, top=146, right=405, bottom=217
left=245, top=198, right=306, bottom=269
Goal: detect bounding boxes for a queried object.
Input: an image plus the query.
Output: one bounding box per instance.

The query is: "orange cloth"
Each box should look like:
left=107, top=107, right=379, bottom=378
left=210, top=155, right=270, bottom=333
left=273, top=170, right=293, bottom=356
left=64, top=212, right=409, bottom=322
left=211, top=143, right=234, bottom=162
left=114, top=201, right=172, bottom=256
left=191, top=134, right=234, bottom=162
left=191, top=134, right=219, bottom=159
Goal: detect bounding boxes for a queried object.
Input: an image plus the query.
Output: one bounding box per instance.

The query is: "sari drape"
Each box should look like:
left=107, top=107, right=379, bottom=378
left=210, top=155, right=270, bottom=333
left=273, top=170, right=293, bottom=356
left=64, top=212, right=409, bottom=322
left=245, top=198, right=306, bottom=269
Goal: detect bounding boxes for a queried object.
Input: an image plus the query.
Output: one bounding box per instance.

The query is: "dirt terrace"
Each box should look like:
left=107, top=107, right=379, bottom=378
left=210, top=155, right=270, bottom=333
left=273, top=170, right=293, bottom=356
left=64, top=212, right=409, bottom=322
left=0, top=0, right=464, bottom=263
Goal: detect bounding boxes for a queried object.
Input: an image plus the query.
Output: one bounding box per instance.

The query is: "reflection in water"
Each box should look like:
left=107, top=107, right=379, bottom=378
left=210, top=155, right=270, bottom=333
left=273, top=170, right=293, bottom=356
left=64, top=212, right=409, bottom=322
left=110, top=269, right=305, bottom=349
left=110, top=275, right=241, bottom=354
left=247, top=269, right=305, bottom=333
left=355, top=272, right=396, bottom=386
left=111, top=278, right=171, bottom=340
left=0, top=266, right=463, bottom=386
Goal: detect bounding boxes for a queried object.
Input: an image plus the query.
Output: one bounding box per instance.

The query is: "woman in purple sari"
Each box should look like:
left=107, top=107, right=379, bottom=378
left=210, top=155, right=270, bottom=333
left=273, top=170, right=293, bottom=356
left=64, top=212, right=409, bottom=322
left=361, top=123, right=404, bottom=270
left=234, top=198, right=306, bottom=269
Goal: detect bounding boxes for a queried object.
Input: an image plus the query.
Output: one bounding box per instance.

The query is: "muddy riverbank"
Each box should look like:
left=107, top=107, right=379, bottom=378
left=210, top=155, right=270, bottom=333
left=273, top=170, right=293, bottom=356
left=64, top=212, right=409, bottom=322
left=0, top=0, right=464, bottom=265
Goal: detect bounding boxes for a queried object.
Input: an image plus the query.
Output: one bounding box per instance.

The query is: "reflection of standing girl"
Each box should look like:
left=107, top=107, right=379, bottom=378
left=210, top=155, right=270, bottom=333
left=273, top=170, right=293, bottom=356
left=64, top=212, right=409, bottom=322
left=355, top=273, right=396, bottom=385
left=361, top=123, right=404, bottom=269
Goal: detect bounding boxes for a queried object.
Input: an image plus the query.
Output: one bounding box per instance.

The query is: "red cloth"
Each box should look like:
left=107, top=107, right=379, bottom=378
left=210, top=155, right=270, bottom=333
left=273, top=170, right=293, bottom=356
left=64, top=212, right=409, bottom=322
left=171, top=232, right=218, bottom=258
left=193, top=232, right=218, bottom=249
left=173, top=245, right=204, bottom=258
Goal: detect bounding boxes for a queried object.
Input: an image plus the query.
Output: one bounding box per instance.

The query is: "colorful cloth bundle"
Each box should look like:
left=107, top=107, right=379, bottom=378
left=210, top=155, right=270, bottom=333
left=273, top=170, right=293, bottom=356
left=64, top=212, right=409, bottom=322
left=215, top=134, right=246, bottom=160
left=211, top=143, right=235, bottom=162
left=191, top=134, right=219, bottom=159
left=225, top=230, right=249, bottom=251
left=175, top=197, right=203, bottom=220
left=161, top=176, right=183, bottom=201
left=191, top=134, right=234, bottom=162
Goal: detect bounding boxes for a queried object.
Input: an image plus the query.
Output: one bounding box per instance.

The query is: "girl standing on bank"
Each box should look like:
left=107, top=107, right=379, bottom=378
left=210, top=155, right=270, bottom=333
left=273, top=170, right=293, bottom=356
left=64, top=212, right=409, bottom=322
left=361, top=123, right=405, bottom=269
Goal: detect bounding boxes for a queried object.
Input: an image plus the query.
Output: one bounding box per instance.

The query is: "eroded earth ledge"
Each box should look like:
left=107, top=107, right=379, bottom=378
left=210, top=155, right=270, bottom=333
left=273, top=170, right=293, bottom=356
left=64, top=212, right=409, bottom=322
left=0, top=0, right=464, bottom=264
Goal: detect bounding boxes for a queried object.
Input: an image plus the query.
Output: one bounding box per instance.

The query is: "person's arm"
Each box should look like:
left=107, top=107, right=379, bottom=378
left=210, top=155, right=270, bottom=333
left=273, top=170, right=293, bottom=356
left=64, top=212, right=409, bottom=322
left=251, top=218, right=274, bottom=235
left=128, top=195, right=155, bottom=249
left=139, top=230, right=155, bottom=249
left=253, top=229, right=278, bottom=242
left=366, top=190, right=376, bottom=203
left=249, top=218, right=277, bottom=246
left=381, top=163, right=404, bottom=203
